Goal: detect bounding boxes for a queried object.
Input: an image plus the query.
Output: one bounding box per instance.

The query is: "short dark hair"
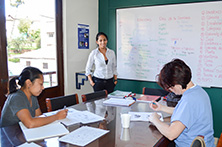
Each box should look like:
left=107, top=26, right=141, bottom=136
left=157, top=59, right=191, bottom=90
left=96, top=32, right=108, bottom=41
left=9, top=67, right=43, bottom=94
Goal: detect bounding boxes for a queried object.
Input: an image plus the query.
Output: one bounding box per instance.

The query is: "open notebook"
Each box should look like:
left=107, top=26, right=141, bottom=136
left=43, top=108, right=105, bottom=126
left=19, top=121, right=69, bottom=142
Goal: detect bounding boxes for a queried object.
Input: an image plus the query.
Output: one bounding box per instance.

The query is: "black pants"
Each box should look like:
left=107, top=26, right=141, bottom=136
left=92, top=77, right=115, bottom=94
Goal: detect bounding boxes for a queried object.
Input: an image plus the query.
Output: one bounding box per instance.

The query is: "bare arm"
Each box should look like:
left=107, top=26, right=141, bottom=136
left=113, top=75, right=117, bottom=85
left=149, top=113, right=185, bottom=140
left=87, top=75, right=95, bottom=86
left=35, top=108, right=42, bottom=116
left=17, top=108, right=68, bottom=128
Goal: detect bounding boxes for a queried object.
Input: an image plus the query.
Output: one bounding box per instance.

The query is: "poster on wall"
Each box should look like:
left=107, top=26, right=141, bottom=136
left=78, top=24, right=89, bottom=49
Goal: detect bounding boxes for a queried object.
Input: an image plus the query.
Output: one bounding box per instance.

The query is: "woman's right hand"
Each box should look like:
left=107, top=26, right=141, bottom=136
left=90, top=81, right=95, bottom=86
left=149, top=101, right=162, bottom=111
left=56, top=109, right=68, bottom=120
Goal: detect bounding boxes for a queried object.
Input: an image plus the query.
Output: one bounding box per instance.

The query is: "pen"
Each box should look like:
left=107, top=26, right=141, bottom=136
left=156, top=96, right=161, bottom=102
left=123, top=92, right=132, bottom=99
left=64, top=105, right=66, bottom=109
left=131, top=96, right=136, bottom=101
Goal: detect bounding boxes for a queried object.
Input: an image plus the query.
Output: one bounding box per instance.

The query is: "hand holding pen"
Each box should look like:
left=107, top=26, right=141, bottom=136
left=56, top=106, right=68, bottom=120
left=149, top=101, right=161, bottom=111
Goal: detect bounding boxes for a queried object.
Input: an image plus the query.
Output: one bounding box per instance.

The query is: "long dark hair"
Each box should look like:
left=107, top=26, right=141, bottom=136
left=9, top=67, right=43, bottom=94
left=96, top=32, right=108, bottom=41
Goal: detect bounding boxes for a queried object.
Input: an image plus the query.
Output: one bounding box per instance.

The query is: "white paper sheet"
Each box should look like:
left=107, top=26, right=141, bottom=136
left=17, top=142, right=41, bottom=147
left=103, top=98, right=135, bottom=107
left=59, top=126, right=109, bottom=146
left=73, top=110, right=105, bottom=124
left=129, top=112, right=163, bottom=121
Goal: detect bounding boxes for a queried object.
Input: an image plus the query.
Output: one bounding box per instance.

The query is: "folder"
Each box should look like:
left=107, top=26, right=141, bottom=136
left=19, top=121, right=69, bottom=142
left=137, top=95, right=160, bottom=103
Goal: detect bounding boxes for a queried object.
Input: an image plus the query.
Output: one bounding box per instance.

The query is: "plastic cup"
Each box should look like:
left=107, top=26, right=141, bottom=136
left=120, top=128, right=130, bottom=141
left=121, top=114, right=131, bottom=128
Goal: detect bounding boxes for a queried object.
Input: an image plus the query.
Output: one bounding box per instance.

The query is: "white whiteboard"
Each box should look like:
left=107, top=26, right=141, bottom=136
left=116, top=1, right=222, bottom=87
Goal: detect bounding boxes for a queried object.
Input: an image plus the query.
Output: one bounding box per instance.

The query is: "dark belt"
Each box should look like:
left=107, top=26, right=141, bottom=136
left=93, top=77, right=113, bottom=82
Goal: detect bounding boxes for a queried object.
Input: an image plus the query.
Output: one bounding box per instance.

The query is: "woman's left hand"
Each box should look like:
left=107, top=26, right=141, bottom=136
left=114, top=81, right=118, bottom=85
left=149, top=112, right=161, bottom=123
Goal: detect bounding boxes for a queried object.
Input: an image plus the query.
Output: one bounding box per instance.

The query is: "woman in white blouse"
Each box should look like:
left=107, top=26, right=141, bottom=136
left=85, top=32, right=118, bottom=93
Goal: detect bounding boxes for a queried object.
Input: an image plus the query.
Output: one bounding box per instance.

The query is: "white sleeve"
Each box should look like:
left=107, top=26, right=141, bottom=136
left=112, top=51, right=118, bottom=76
left=85, top=51, right=94, bottom=76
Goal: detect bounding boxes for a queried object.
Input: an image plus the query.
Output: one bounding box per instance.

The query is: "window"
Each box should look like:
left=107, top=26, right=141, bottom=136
left=1, top=0, right=64, bottom=113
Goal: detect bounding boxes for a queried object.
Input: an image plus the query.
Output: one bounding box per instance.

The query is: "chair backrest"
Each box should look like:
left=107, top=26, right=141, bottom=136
left=190, top=136, right=206, bottom=147
left=142, top=87, right=169, bottom=96
left=82, top=90, right=108, bottom=102
left=46, top=94, right=79, bottom=112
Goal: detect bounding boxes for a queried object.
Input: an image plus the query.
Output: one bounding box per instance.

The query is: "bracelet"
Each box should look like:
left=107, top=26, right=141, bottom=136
left=114, top=79, right=117, bottom=81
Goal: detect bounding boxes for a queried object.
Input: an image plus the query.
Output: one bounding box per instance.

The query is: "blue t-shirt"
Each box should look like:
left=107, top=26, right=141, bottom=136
left=0, top=90, right=39, bottom=127
left=171, top=85, right=215, bottom=147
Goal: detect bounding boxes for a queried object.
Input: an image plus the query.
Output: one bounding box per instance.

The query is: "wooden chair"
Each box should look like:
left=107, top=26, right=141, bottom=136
left=46, top=94, right=79, bottom=112
left=142, top=87, right=169, bottom=96
left=82, top=90, right=108, bottom=102
left=190, top=136, right=206, bottom=147
left=217, top=133, right=222, bottom=147
left=154, top=136, right=172, bottom=147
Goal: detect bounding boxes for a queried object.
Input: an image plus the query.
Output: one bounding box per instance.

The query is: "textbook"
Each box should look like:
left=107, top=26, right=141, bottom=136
left=19, top=121, right=69, bottom=142
left=103, top=98, right=135, bottom=107
left=137, top=95, right=161, bottom=103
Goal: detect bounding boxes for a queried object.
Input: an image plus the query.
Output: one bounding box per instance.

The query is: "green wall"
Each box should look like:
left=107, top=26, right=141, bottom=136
left=99, top=0, right=222, bottom=138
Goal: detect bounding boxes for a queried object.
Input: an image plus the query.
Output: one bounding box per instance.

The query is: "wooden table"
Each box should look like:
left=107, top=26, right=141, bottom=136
left=1, top=97, right=171, bottom=147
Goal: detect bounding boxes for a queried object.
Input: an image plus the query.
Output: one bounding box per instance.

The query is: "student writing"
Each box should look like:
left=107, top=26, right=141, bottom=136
left=149, top=59, right=215, bottom=147
left=0, top=67, right=68, bottom=128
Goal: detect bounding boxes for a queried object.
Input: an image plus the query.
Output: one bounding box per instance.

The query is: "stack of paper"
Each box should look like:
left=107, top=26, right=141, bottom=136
left=129, top=112, right=163, bottom=122
left=59, top=126, right=109, bottom=146
left=103, top=98, right=135, bottom=107
left=19, top=122, right=69, bottom=142
left=108, top=90, right=132, bottom=99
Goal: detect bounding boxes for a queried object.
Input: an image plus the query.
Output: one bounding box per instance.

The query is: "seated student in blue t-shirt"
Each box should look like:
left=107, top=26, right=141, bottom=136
left=0, top=67, right=68, bottom=128
left=149, top=59, right=215, bottom=147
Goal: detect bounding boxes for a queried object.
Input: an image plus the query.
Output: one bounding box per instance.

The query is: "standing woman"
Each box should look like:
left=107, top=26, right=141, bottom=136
left=85, top=32, right=118, bottom=94
left=149, top=59, right=215, bottom=147
left=0, top=67, right=67, bottom=128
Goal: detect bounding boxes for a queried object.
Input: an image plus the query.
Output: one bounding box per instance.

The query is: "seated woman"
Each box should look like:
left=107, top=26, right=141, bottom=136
left=149, top=59, right=215, bottom=147
left=0, top=67, right=67, bottom=128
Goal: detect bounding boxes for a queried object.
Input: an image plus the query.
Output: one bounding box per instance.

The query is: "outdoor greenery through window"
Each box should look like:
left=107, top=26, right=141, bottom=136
left=6, top=0, right=58, bottom=88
